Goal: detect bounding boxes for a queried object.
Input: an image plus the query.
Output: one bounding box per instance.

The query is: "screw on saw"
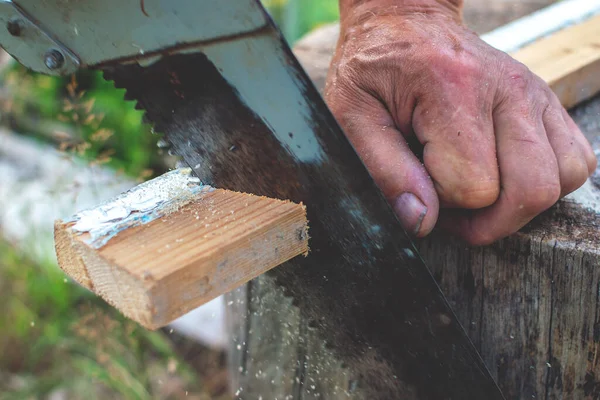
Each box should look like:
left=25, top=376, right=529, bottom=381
left=44, top=49, right=65, bottom=70
left=6, top=19, right=23, bottom=37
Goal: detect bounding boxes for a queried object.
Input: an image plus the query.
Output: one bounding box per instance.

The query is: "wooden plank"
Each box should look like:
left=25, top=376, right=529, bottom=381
left=511, top=14, right=600, bottom=109
left=54, top=168, right=308, bottom=330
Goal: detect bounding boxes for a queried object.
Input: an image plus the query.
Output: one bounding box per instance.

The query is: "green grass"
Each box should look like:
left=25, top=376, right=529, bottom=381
left=0, top=240, right=224, bottom=400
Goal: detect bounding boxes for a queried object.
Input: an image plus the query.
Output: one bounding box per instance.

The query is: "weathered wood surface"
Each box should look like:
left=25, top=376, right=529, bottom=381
left=228, top=176, right=600, bottom=399
left=226, top=3, right=600, bottom=399
left=419, top=197, right=600, bottom=400
left=55, top=168, right=308, bottom=330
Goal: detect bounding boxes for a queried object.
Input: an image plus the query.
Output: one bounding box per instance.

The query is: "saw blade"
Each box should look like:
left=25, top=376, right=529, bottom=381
left=102, top=17, right=505, bottom=400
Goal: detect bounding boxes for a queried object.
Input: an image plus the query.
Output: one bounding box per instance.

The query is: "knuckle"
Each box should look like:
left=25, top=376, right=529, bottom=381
left=455, top=57, right=483, bottom=77
left=502, top=62, right=533, bottom=94
left=429, top=149, right=500, bottom=209
left=339, top=52, right=365, bottom=74
left=430, top=52, right=484, bottom=83
left=448, top=181, right=500, bottom=209
left=560, top=157, right=590, bottom=195
left=517, top=183, right=561, bottom=214
left=505, top=61, right=531, bottom=79
left=336, top=52, right=383, bottom=94
left=440, top=52, right=475, bottom=70
left=590, top=152, right=599, bottom=174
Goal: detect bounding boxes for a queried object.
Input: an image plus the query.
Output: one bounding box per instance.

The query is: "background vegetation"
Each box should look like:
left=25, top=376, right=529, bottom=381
left=0, top=1, right=338, bottom=399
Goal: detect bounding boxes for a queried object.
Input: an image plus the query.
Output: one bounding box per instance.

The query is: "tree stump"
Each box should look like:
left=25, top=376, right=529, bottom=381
left=226, top=5, right=600, bottom=399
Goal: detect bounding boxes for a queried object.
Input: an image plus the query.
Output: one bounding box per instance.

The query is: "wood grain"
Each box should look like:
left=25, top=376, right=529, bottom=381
left=416, top=206, right=600, bottom=400
left=511, top=14, right=600, bottom=109
left=55, top=173, right=308, bottom=330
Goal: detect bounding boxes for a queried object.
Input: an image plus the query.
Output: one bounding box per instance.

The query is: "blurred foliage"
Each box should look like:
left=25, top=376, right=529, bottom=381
left=0, top=239, right=227, bottom=400
left=264, top=0, right=339, bottom=43
left=0, top=67, right=160, bottom=180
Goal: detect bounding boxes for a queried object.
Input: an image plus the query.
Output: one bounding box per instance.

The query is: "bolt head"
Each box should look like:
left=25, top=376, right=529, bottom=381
left=44, top=49, right=65, bottom=70
left=7, top=19, right=23, bottom=37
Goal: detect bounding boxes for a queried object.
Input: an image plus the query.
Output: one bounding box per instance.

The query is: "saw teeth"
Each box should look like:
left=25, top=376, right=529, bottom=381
left=101, top=66, right=183, bottom=171
left=123, top=92, right=137, bottom=101
left=99, top=61, right=361, bottom=388
left=102, top=70, right=123, bottom=88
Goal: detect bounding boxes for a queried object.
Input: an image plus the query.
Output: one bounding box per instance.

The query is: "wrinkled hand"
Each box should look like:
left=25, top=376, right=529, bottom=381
left=325, top=2, right=597, bottom=245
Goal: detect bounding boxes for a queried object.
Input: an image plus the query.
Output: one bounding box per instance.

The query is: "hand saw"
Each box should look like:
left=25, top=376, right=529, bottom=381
left=0, top=1, right=505, bottom=398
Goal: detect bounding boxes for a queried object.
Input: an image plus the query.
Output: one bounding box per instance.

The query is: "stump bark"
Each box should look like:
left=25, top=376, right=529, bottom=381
left=226, top=5, right=600, bottom=399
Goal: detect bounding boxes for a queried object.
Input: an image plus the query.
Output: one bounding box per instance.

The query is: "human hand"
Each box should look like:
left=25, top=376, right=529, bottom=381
left=326, top=0, right=597, bottom=245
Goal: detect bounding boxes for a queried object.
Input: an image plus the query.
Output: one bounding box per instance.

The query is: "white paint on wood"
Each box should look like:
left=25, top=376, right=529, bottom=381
left=66, top=168, right=212, bottom=248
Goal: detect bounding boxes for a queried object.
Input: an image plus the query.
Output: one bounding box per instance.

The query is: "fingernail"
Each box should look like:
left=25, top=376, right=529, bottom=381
left=393, top=193, right=427, bottom=236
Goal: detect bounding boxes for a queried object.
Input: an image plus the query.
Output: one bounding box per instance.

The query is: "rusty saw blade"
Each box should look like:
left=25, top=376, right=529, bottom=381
left=101, top=6, right=505, bottom=400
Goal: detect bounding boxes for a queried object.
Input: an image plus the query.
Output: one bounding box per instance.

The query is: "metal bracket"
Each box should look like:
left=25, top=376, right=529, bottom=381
left=0, top=1, right=79, bottom=75
left=0, top=0, right=268, bottom=75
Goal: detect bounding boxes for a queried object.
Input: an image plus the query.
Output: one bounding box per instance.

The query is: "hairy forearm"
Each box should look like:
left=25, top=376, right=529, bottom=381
left=339, top=0, right=464, bottom=24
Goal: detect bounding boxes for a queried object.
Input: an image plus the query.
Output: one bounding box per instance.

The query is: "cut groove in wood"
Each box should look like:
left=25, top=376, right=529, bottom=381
left=510, top=14, right=600, bottom=109
left=54, top=168, right=309, bottom=329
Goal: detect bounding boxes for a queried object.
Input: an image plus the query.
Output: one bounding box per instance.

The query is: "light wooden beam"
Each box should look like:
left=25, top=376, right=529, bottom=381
left=54, top=168, right=308, bottom=329
left=481, top=0, right=600, bottom=54
left=510, top=14, right=600, bottom=109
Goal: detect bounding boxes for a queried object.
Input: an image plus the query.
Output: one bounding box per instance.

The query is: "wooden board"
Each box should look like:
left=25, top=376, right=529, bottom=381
left=55, top=168, right=308, bottom=330
left=511, top=14, right=600, bottom=109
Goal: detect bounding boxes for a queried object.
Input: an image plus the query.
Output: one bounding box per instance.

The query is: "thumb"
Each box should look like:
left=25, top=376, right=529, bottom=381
left=328, top=90, right=439, bottom=237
